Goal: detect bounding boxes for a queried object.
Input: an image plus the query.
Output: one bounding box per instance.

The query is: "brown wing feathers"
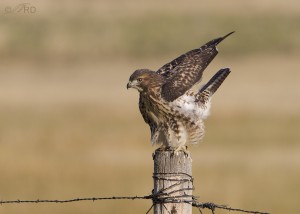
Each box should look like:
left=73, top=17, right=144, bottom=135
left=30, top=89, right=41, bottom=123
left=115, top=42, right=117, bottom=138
left=197, top=68, right=231, bottom=103
left=159, top=32, right=234, bottom=102
left=199, top=68, right=231, bottom=95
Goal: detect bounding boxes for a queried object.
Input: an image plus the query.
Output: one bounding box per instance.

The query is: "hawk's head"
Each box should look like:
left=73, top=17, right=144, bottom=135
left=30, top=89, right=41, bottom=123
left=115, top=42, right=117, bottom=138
left=127, top=69, right=165, bottom=92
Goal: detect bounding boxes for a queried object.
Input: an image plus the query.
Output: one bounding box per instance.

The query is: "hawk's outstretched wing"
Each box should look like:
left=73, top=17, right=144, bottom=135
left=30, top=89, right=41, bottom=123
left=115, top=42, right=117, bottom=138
left=158, top=31, right=234, bottom=102
left=196, top=68, right=231, bottom=103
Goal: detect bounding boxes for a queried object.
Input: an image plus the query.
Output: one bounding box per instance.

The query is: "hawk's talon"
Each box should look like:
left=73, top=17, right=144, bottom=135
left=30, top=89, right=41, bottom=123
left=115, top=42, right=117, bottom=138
left=173, top=146, right=189, bottom=156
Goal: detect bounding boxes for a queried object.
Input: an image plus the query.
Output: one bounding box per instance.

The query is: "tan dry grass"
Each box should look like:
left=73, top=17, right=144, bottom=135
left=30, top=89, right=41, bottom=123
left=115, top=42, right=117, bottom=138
left=0, top=107, right=299, bottom=213
left=1, top=0, right=300, bottom=62
left=0, top=55, right=300, bottom=213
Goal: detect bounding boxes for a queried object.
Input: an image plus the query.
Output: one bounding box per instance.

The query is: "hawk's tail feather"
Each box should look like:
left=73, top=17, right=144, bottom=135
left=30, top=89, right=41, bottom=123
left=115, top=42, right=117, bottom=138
left=205, top=31, right=235, bottom=48
left=199, top=68, right=231, bottom=96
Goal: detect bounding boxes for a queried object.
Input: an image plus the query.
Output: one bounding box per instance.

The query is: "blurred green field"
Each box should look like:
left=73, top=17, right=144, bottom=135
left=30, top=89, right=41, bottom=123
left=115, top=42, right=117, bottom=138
left=0, top=0, right=300, bottom=214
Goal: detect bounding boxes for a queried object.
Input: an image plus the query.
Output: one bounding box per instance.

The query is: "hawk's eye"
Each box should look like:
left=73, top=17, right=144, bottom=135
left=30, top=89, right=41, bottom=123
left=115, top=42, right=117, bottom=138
left=137, top=78, right=143, bottom=83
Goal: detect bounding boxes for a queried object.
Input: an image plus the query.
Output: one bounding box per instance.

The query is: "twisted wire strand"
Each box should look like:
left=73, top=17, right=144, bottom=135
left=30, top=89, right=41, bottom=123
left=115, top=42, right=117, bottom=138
left=0, top=172, right=269, bottom=214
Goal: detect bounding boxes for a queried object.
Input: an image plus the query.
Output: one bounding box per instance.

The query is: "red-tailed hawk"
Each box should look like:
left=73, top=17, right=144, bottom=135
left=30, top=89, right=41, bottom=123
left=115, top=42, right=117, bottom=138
left=127, top=32, right=233, bottom=152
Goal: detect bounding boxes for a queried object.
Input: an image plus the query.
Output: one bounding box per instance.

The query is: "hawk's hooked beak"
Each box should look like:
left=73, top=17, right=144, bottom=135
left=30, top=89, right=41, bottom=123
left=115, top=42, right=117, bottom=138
left=127, top=80, right=141, bottom=91
left=126, top=81, right=132, bottom=89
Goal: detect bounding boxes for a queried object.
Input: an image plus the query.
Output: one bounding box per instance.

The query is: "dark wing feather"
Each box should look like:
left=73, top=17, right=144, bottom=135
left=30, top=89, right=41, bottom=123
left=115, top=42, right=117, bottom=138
left=158, top=31, right=234, bottom=102
left=156, top=52, right=187, bottom=79
left=197, top=68, right=231, bottom=103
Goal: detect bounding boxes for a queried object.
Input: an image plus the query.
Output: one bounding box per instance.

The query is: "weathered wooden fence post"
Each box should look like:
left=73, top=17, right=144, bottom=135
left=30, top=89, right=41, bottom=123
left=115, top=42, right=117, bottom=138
left=153, top=149, right=193, bottom=214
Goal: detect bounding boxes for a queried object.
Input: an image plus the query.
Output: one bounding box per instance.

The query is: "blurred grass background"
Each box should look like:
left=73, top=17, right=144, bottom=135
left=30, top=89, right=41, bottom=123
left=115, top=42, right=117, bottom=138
left=0, top=0, right=299, bottom=213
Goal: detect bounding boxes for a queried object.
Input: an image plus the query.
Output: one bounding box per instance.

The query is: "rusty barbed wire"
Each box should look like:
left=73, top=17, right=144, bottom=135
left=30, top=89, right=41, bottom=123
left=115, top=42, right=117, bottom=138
left=192, top=200, right=270, bottom=214
left=0, top=195, right=151, bottom=204
left=0, top=172, right=269, bottom=214
left=0, top=195, right=270, bottom=214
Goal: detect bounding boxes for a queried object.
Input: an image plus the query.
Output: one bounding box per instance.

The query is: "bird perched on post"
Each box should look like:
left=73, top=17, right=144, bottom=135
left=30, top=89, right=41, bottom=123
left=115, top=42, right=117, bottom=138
left=127, top=32, right=233, bottom=153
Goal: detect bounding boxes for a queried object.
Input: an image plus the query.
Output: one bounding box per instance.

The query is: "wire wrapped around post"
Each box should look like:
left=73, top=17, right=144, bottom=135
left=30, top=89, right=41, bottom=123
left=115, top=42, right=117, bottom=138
left=153, top=149, right=193, bottom=214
